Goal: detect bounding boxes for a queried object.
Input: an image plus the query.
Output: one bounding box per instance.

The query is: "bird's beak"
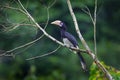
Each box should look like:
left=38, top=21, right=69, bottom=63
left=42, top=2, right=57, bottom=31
left=51, top=20, right=60, bottom=26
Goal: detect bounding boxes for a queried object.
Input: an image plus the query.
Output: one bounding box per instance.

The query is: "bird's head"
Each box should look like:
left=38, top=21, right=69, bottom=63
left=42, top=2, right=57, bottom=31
left=51, top=20, right=63, bottom=27
left=51, top=20, right=66, bottom=30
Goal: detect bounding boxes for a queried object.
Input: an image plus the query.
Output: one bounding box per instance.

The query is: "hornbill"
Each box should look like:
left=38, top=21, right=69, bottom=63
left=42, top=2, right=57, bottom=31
left=51, top=20, right=87, bottom=71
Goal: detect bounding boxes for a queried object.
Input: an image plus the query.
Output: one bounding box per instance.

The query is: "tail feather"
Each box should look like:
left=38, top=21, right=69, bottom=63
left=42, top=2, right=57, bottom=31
left=77, top=52, right=87, bottom=71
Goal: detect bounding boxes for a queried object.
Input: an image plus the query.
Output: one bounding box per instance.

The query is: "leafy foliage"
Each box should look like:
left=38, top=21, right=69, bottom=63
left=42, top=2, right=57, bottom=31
left=89, top=62, right=120, bottom=80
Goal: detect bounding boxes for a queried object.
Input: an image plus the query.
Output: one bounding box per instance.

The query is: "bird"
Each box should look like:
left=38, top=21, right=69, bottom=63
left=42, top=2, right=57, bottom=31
left=51, top=20, right=87, bottom=71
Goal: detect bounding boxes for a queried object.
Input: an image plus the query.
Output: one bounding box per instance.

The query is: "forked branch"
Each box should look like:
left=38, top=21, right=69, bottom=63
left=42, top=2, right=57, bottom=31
left=66, top=0, right=113, bottom=80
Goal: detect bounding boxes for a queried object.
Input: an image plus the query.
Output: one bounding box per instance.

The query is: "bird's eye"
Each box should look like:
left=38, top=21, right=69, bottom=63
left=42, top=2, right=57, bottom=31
left=60, top=22, right=63, bottom=27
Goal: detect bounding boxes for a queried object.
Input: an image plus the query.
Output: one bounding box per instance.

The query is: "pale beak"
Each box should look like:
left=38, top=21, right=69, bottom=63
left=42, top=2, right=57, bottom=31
left=51, top=20, right=61, bottom=26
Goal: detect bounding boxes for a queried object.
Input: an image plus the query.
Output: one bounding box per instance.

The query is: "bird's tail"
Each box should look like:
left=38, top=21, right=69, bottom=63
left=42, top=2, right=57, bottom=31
left=77, top=52, right=87, bottom=71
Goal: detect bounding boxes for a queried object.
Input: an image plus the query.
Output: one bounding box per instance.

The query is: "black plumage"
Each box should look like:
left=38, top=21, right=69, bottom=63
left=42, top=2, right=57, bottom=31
left=51, top=20, right=87, bottom=71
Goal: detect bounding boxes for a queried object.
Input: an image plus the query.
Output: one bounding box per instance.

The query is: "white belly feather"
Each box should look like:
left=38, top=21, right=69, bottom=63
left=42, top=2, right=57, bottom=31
left=63, top=38, right=74, bottom=47
left=63, top=38, right=79, bottom=54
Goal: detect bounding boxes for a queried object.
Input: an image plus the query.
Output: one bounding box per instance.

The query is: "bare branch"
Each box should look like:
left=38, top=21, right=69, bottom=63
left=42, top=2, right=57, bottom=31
left=2, top=5, right=27, bottom=16
left=6, top=34, right=43, bottom=53
left=69, top=47, right=87, bottom=53
left=26, top=45, right=61, bottom=60
left=94, top=0, right=97, bottom=25
left=81, top=1, right=97, bottom=55
left=43, top=0, right=56, bottom=29
left=17, top=0, right=64, bottom=46
left=67, top=0, right=91, bottom=52
left=13, top=44, right=33, bottom=56
left=0, top=0, right=55, bottom=57
left=0, top=34, right=44, bottom=57
left=48, top=0, right=56, bottom=8
left=94, top=0, right=97, bottom=55
left=66, top=0, right=113, bottom=80
left=81, top=6, right=94, bottom=24
left=4, top=23, right=36, bottom=32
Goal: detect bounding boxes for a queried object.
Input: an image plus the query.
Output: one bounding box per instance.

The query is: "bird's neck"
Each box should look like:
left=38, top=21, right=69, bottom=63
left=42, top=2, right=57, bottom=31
left=60, top=28, right=66, bottom=38
left=60, top=23, right=67, bottom=31
left=60, top=23, right=67, bottom=38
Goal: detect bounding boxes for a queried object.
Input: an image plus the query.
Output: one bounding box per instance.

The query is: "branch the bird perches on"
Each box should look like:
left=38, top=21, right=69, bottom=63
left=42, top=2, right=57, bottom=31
left=67, top=0, right=113, bottom=80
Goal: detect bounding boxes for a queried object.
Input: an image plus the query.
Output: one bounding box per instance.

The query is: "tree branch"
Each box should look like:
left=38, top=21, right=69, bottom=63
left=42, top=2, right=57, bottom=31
left=0, top=34, right=44, bottom=57
left=67, top=0, right=91, bottom=52
left=94, top=0, right=97, bottom=55
left=81, top=6, right=94, bottom=24
left=66, top=0, right=113, bottom=80
left=26, top=45, right=61, bottom=60
left=2, top=5, right=28, bottom=16
left=17, top=0, right=64, bottom=46
left=81, top=0, right=97, bottom=55
left=4, top=23, right=36, bottom=32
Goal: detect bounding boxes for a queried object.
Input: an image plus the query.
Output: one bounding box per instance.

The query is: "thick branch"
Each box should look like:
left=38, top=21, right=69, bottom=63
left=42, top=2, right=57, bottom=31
left=66, top=0, right=113, bottom=80
left=67, top=0, right=90, bottom=52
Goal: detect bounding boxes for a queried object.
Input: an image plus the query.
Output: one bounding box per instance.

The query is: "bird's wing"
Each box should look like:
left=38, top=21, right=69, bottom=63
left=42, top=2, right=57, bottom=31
left=64, top=32, right=78, bottom=47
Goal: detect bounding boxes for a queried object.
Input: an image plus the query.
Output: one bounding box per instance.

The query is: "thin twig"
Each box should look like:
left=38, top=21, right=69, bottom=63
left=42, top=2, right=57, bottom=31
left=26, top=45, right=61, bottom=60
left=44, top=0, right=56, bottom=29
left=94, top=0, right=97, bottom=55
left=94, top=0, right=97, bottom=25
left=81, top=6, right=94, bottom=24
left=5, top=23, right=36, bottom=32
left=48, top=0, right=56, bottom=8
left=7, top=34, right=44, bottom=53
left=43, top=6, right=50, bottom=30
left=13, top=44, right=33, bottom=56
left=2, top=5, right=27, bottom=16
left=44, top=0, right=56, bottom=28
left=81, top=3, right=97, bottom=55
left=0, top=34, right=45, bottom=57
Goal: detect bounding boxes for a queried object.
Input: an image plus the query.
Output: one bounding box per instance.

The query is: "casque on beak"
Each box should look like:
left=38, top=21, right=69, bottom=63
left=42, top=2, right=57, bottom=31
left=51, top=20, right=61, bottom=26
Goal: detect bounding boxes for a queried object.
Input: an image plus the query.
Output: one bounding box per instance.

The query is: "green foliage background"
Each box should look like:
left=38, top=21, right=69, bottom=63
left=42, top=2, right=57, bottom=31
left=0, top=0, right=120, bottom=80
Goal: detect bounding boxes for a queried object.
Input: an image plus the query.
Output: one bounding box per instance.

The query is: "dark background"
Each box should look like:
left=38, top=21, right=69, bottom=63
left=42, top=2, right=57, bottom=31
left=0, top=0, right=120, bottom=80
